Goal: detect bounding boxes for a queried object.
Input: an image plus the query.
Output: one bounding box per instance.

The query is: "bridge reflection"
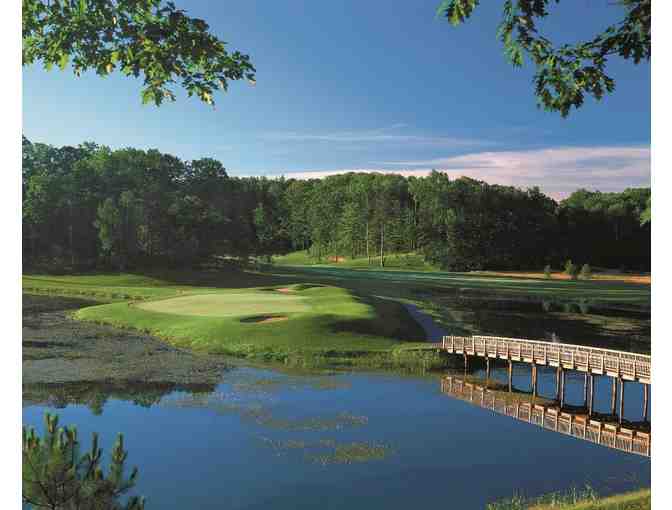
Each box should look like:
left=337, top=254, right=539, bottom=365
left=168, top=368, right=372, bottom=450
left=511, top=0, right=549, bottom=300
left=440, top=375, right=651, bottom=457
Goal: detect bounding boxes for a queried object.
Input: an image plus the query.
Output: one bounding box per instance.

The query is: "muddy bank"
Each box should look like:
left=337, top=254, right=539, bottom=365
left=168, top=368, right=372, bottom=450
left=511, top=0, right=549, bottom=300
left=22, top=294, right=229, bottom=387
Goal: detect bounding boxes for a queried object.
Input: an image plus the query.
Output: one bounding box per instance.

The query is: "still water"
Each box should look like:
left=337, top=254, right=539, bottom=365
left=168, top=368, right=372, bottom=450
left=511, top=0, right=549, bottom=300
left=23, top=363, right=650, bottom=509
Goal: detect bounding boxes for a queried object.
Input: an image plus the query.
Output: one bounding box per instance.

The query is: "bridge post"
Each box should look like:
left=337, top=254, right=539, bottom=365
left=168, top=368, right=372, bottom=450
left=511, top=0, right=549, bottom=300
left=555, top=367, right=561, bottom=400
left=583, top=373, right=589, bottom=407
left=532, top=364, right=538, bottom=397
left=560, top=369, right=566, bottom=408
left=611, top=378, right=617, bottom=415
left=643, top=383, right=649, bottom=421
left=486, top=357, right=491, bottom=380
left=619, top=378, right=625, bottom=425
left=588, top=374, right=595, bottom=416
left=508, top=360, right=513, bottom=392
left=463, top=353, right=468, bottom=372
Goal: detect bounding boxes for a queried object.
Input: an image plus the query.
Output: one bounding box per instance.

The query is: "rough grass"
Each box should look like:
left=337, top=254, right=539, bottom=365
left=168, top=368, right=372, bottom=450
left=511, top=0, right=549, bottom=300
left=273, top=251, right=439, bottom=271
left=474, top=270, right=650, bottom=285
left=489, top=488, right=650, bottom=510
left=73, top=284, right=427, bottom=364
left=529, top=489, right=650, bottom=510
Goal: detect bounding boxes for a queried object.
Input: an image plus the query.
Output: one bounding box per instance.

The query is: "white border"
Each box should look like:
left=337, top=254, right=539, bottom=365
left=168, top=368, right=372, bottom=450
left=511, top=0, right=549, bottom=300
left=651, top=1, right=668, bottom=508
left=5, top=1, right=661, bottom=508
left=1, top=1, right=22, bottom=509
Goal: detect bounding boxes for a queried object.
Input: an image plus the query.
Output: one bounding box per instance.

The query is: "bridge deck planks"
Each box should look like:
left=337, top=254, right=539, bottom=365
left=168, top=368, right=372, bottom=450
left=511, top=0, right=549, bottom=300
left=438, top=335, right=651, bottom=384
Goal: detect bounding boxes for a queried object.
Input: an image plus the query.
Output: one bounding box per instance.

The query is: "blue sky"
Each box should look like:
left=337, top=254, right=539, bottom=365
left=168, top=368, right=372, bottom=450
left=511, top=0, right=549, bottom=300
left=22, top=0, right=650, bottom=198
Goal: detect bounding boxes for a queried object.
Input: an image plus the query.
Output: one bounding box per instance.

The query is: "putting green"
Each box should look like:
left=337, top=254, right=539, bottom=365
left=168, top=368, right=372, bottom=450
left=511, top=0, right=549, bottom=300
left=136, top=291, right=310, bottom=318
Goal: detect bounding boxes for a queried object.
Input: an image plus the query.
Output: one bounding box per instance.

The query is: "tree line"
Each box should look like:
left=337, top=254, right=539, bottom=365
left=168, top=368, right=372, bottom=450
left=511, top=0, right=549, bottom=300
left=22, top=137, right=650, bottom=272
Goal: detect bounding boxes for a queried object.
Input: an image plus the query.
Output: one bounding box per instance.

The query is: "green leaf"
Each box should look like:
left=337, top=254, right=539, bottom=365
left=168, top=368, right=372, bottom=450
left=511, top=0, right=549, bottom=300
left=58, top=52, right=68, bottom=70
left=141, top=89, right=155, bottom=105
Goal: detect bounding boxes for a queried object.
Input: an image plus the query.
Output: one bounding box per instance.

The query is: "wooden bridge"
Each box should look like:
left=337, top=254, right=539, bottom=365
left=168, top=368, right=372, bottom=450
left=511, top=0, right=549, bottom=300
left=441, top=376, right=651, bottom=457
left=440, top=335, right=651, bottom=384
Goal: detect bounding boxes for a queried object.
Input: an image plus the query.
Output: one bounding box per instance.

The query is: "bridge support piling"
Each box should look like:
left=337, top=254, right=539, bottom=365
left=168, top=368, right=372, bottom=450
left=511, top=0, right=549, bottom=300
left=560, top=369, right=566, bottom=408
left=583, top=373, right=589, bottom=407
left=619, top=378, right=625, bottom=425
left=555, top=367, right=561, bottom=400
left=588, top=375, right=595, bottom=416
left=463, top=353, right=468, bottom=372
left=532, top=365, right=538, bottom=397
left=486, top=357, right=491, bottom=380
left=508, top=360, right=513, bottom=392
left=643, top=383, right=649, bottom=421
left=611, top=378, right=617, bottom=415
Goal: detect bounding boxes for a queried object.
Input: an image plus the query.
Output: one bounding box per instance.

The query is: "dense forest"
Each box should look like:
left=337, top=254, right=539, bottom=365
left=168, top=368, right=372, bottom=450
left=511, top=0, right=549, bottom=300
left=22, top=137, right=651, bottom=272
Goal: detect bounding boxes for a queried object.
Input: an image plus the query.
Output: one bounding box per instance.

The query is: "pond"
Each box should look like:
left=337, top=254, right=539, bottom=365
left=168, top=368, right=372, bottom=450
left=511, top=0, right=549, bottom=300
left=23, top=363, right=651, bottom=510
left=416, top=297, right=651, bottom=354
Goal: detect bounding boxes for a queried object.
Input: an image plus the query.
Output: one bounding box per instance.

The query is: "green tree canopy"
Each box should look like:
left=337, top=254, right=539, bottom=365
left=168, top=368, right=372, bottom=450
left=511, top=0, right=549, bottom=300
left=22, top=0, right=256, bottom=105
left=437, top=0, right=650, bottom=117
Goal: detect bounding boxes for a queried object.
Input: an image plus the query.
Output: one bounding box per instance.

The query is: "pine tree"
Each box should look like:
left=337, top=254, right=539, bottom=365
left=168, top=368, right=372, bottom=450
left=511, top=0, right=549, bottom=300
left=23, top=413, right=145, bottom=510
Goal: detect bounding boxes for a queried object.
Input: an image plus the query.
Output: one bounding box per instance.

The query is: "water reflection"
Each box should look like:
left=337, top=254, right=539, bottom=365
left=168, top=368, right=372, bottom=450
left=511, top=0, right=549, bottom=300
left=23, top=366, right=650, bottom=510
left=22, top=381, right=217, bottom=414
left=440, top=374, right=651, bottom=457
left=423, top=296, right=650, bottom=353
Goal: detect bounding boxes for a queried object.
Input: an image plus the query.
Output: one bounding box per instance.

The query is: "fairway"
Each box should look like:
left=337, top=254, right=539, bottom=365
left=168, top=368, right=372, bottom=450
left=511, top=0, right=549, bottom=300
left=63, top=281, right=428, bottom=366
left=137, top=291, right=310, bottom=318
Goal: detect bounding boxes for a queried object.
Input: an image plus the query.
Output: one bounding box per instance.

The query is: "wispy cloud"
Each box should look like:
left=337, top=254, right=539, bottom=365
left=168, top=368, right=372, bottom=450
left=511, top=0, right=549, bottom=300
left=267, top=145, right=650, bottom=199
left=261, top=124, right=491, bottom=148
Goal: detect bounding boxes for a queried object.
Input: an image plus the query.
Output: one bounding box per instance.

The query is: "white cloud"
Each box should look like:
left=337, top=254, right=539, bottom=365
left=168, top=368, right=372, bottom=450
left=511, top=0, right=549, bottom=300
left=265, top=145, right=650, bottom=199
left=261, top=124, right=491, bottom=148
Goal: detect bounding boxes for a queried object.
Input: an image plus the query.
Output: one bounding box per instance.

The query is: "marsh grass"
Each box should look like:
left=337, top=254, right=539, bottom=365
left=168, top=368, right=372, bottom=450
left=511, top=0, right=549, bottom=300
left=487, top=486, right=651, bottom=510
left=258, top=437, right=394, bottom=465
left=488, top=486, right=598, bottom=510
left=161, top=392, right=369, bottom=432
left=310, top=442, right=392, bottom=465
left=232, top=376, right=351, bottom=393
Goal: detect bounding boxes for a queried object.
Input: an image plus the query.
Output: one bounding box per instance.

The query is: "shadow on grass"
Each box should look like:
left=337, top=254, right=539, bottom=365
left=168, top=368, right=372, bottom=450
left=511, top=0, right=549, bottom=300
left=327, top=294, right=427, bottom=342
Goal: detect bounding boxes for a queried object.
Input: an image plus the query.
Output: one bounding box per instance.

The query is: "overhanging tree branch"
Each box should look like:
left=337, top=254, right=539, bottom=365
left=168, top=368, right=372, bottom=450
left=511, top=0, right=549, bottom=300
left=22, top=0, right=256, bottom=106
left=436, top=0, right=650, bottom=116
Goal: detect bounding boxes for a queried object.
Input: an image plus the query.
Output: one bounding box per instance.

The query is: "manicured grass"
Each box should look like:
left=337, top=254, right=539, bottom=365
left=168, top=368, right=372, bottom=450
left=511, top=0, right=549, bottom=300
left=73, top=284, right=427, bottom=363
left=22, top=268, right=294, bottom=301
left=274, top=265, right=650, bottom=306
left=22, top=274, right=187, bottom=301
left=22, top=260, right=650, bottom=366
left=24, top=257, right=650, bottom=308
left=137, top=291, right=310, bottom=317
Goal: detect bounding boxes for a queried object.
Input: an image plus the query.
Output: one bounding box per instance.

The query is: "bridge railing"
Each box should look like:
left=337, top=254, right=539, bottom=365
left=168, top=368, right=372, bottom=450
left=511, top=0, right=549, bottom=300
left=441, top=377, right=650, bottom=457
left=441, top=335, right=651, bottom=382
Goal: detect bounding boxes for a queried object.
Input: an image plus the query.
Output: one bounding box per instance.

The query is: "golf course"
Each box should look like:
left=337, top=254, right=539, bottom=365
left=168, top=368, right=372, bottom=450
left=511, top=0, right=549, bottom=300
left=23, top=271, right=440, bottom=367
left=22, top=258, right=651, bottom=368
